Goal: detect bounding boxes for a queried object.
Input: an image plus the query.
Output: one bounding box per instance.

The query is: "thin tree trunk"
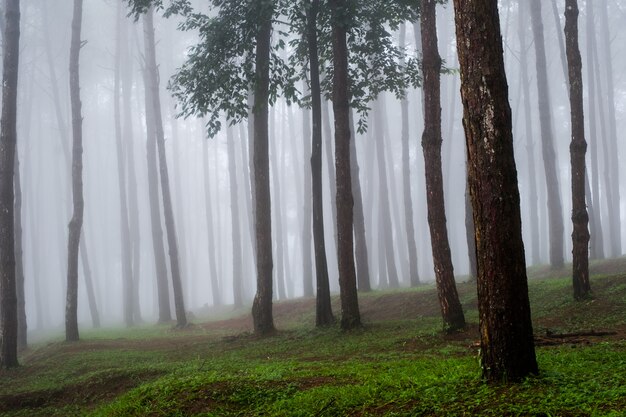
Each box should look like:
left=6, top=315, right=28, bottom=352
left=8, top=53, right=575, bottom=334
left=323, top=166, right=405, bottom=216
left=452, top=0, right=538, bottom=382
left=306, top=0, right=333, bottom=326
left=564, top=0, right=590, bottom=300
left=14, top=149, right=26, bottom=350
left=584, top=0, right=605, bottom=260
left=201, top=128, right=220, bottom=306
left=143, top=8, right=187, bottom=328
left=518, top=0, right=541, bottom=266
left=421, top=0, right=465, bottom=332
left=0, top=0, right=19, bottom=368
left=114, top=1, right=134, bottom=327
left=529, top=0, right=565, bottom=269
left=66, top=0, right=84, bottom=342
left=227, top=126, right=244, bottom=306
left=399, top=24, right=420, bottom=286
left=301, top=88, right=314, bottom=298
left=251, top=0, right=275, bottom=335
left=598, top=0, right=622, bottom=257
left=331, top=0, right=360, bottom=330
left=269, top=107, right=286, bottom=300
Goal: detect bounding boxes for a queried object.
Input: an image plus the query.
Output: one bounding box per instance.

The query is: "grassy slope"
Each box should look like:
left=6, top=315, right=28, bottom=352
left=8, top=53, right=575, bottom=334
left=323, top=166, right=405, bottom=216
left=0, top=259, right=625, bottom=416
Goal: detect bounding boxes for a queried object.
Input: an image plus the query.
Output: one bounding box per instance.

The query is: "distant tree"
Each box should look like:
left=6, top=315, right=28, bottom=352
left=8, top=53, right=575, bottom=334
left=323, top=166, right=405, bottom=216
left=143, top=7, right=187, bottom=328
left=15, top=148, right=26, bottom=350
left=65, top=0, right=84, bottom=343
left=226, top=126, right=244, bottom=307
left=0, top=0, right=20, bottom=368
left=452, top=0, right=538, bottom=381
left=420, top=0, right=465, bottom=332
left=529, top=0, right=565, bottom=270
left=564, top=0, right=590, bottom=300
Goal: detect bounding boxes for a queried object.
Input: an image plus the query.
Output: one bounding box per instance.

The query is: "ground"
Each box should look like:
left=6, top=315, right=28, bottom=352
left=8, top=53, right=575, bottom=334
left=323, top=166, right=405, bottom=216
left=1, top=258, right=625, bottom=416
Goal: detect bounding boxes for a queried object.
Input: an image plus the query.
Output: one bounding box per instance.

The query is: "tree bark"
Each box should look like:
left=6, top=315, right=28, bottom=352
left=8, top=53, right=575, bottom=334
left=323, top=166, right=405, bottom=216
left=421, top=0, right=465, bottom=332
left=452, top=0, right=538, bottom=381
left=66, top=0, right=84, bottom=342
left=251, top=0, right=275, bottom=335
left=306, top=0, right=334, bottom=326
left=529, top=0, right=565, bottom=269
left=564, top=0, right=590, bottom=300
left=143, top=7, right=187, bottom=328
left=0, top=0, right=19, bottom=368
left=399, top=24, right=420, bottom=287
left=331, top=0, right=360, bottom=330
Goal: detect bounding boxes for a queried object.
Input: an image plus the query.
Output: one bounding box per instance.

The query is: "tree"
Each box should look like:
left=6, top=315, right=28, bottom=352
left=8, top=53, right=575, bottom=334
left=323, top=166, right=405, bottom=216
left=451, top=0, right=538, bottom=381
left=143, top=7, right=187, bottom=328
left=0, top=0, right=20, bottom=368
left=420, top=0, right=465, bottom=332
left=65, top=0, right=84, bottom=342
left=15, top=147, right=26, bottom=350
left=529, top=0, right=565, bottom=270
left=305, top=0, right=334, bottom=326
left=564, top=0, right=590, bottom=300
left=330, top=0, right=360, bottom=330
left=226, top=126, right=244, bottom=306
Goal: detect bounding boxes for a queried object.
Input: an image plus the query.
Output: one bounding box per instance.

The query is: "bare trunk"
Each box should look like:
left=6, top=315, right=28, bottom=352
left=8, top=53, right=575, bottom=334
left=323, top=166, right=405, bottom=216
left=301, top=89, right=314, bottom=298
left=227, top=126, right=244, bottom=307
left=143, top=8, right=187, bottom=328
left=14, top=149, right=26, bottom=350
left=201, top=131, right=220, bottom=306
left=421, top=0, right=465, bottom=332
left=66, top=0, right=84, bottom=342
left=269, top=107, right=286, bottom=301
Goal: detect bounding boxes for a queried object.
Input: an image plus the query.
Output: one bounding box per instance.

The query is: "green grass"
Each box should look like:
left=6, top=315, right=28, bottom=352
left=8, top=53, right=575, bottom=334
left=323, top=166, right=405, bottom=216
left=1, top=261, right=625, bottom=416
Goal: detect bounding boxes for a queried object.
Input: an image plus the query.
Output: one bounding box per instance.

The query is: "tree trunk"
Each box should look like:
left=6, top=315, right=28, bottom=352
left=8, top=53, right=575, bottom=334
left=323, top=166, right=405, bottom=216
left=306, top=0, right=334, bottom=326
left=399, top=24, right=420, bottom=287
left=66, top=0, right=84, bottom=342
left=518, top=0, right=541, bottom=266
left=14, top=148, right=26, bottom=351
left=0, top=0, right=19, bottom=368
left=227, top=126, right=244, bottom=307
left=565, top=0, right=590, bottom=300
left=598, top=0, right=621, bottom=257
left=529, top=0, right=565, bottom=269
left=421, top=0, right=465, bottom=332
left=584, top=0, right=605, bottom=260
left=331, top=0, right=360, bottom=330
left=143, top=8, right=187, bottom=328
left=251, top=0, right=275, bottom=335
left=452, top=0, right=538, bottom=382
left=201, top=130, right=221, bottom=306
left=114, top=1, right=134, bottom=327
left=464, top=174, right=477, bottom=280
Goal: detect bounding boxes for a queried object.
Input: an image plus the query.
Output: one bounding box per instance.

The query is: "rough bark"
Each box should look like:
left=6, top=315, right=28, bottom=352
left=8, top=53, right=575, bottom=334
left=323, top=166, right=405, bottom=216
left=464, top=175, right=477, bottom=280
left=452, top=0, right=538, bottom=381
left=143, top=8, right=187, bottom=328
left=518, top=0, right=541, bottom=265
left=0, top=0, right=19, bottom=368
left=399, top=24, right=420, bottom=287
left=529, top=0, right=565, bottom=269
left=306, top=0, right=334, bottom=326
left=66, top=0, right=84, bottom=342
left=227, top=127, right=244, bottom=307
left=421, top=0, right=465, bottom=332
left=564, top=0, right=590, bottom=300
left=331, top=0, right=360, bottom=330
left=251, top=0, right=275, bottom=335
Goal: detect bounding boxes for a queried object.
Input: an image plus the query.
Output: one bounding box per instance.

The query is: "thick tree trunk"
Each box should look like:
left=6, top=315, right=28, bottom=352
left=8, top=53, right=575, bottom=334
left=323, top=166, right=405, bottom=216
left=464, top=175, right=477, bottom=280
left=529, top=0, right=565, bottom=269
left=421, top=0, right=465, bottom=332
left=584, top=1, right=605, bottom=260
left=0, top=0, right=19, bottom=368
left=251, top=0, right=275, bottom=335
left=66, top=0, right=84, bottom=342
left=226, top=127, right=244, bottom=306
left=399, top=24, right=420, bottom=287
left=518, top=1, right=541, bottom=266
left=114, top=2, right=134, bottom=327
left=306, top=0, right=334, bottom=326
left=565, top=0, right=590, bottom=300
left=144, top=8, right=187, bottom=328
left=452, top=0, right=538, bottom=381
left=331, top=0, right=360, bottom=330
left=598, top=0, right=621, bottom=257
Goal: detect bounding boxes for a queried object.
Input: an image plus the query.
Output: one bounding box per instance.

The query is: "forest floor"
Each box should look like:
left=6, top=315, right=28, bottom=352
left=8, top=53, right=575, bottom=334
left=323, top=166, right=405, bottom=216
left=1, top=258, right=625, bottom=416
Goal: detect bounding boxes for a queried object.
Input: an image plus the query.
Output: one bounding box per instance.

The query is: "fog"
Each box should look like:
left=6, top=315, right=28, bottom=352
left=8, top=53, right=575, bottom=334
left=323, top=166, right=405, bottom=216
left=10, top=0, right=626, bottom=334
